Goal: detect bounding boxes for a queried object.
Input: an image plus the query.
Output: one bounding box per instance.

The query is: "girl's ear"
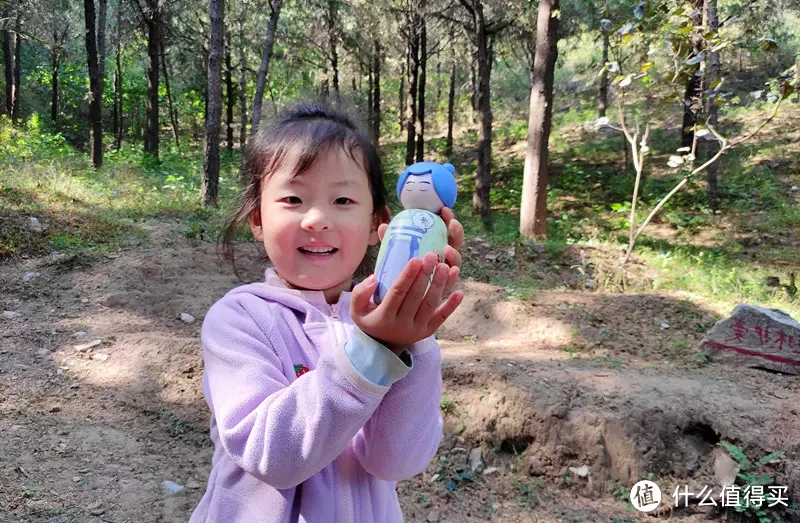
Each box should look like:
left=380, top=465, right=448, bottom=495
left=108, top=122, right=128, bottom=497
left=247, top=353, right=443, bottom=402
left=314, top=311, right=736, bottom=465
left=248, top=209, right=264, bottom=242
left=369, top=205, right=391, bottom=246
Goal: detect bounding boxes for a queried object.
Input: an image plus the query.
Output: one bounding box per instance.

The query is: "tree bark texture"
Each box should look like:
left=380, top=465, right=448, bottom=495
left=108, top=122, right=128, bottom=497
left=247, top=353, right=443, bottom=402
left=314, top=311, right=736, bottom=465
left=472, top=0, right=493, bottom=227
left=114, top=15, right=123, bottom=149
left=203, top=0, right=224, bottom=207
left=249, top=0, right=282, bottom=136
left=598, top=29, right=609, bottom=117
left=704, top=0, right=720, bottom=211
left=11, top=17, right=20, bottom=126
left=405, top=13, right=419, bottom=166
left=237, top=15, right=247, bottom=151
left=415, top=12, right=426, bottom=162
left=398, top=60, right=405, bottom=129
left=97, top=0, right=107, bottom=80
left=161, top=41, right=180, bottom=147
left=520, top=0, right=559, bottom=238
left=225, top=32, right=234, bottom=150
left=372, top=39, right=381, bottom=145
left=84, top=0, right=103, bottom=167
left=144, top=0, right=160, bottom=158
left=2, top=21, right=11, bottom=118
left=327, top=0, right=340, bottom=102
left=446, top=59, right=455, bottom=157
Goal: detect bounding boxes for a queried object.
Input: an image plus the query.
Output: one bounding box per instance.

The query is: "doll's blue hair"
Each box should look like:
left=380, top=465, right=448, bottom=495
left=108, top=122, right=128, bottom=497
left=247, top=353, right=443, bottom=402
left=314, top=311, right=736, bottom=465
left=396, top=162, right=458, bottom=208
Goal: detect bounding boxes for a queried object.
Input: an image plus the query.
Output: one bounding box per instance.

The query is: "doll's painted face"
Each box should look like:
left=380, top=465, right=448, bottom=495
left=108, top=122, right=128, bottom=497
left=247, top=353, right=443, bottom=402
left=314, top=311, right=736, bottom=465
left=399, top=173, right=446, bottom=213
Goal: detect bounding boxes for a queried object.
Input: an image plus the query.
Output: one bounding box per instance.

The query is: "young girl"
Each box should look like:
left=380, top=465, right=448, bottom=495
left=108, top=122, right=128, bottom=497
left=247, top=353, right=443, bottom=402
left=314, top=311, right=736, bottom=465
left=190, top=104, right=465, bottom=522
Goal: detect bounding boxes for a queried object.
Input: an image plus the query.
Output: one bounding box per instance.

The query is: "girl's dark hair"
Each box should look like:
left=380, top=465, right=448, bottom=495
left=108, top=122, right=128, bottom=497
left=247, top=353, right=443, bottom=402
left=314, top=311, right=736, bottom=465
left=220, top=103, right=387, bottom=279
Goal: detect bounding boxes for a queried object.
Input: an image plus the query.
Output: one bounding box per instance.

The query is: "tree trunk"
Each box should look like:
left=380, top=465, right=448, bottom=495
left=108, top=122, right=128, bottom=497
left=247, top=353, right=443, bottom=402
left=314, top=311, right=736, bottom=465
left=11, top=17, right=21, bottom=126
left=520, top=0, right=559, bottom=239
left=203, top=0, right=224, bottom=207
left=372, top=38, right=381, bottom=145
left=238, top=15, right=247, bottom=151
left=114, top=18, right=123, bottom=149
left=144, top=0, right=160, bottom=158
left=161, top=41, right=180, bottom=148
left=681, top=2, right=704, bottom=148
left=51, top=29, right=60, bottom=131
left=704, top=0, right=720, bottom=211
left=2, top=21, right=11, bottom=117
left=84, top=0, right=103, bottom=167
left=598, top=29, right=609, bottom=117
left=367, top=65, right=373, bottom=129
left=225, top=32, right=234, bottom=151
left=249, top=0, right=282, bottom=136
left=446, top=59, right=455, bottom=157
left=467, top=55, right=475, bottom=123
left=415, top=13, right=426, bottom=162
left=473, top=5, right=493, bottom=227
left=97, top=0, right=107, bottom=80
left=327, top=0, right=339, bottom=102
left=398, top=60, right=405, bottom=129
left=405, top=14, right=419, bottom=166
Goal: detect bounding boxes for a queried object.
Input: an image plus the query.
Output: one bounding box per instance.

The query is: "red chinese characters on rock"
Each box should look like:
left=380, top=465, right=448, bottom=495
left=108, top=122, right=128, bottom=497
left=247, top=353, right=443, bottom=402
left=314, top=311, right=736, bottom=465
left=725, top=322, right=800, bottom=352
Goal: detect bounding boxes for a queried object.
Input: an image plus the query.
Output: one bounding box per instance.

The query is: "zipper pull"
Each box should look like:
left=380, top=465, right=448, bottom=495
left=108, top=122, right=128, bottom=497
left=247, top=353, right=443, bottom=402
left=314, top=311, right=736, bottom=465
left=329, top=303, right=340, bottom=320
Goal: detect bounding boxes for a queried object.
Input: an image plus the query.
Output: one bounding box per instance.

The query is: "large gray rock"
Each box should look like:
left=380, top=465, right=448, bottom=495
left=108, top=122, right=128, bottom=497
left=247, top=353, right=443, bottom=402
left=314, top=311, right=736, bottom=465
left=701, top=304, right=800, bottom=374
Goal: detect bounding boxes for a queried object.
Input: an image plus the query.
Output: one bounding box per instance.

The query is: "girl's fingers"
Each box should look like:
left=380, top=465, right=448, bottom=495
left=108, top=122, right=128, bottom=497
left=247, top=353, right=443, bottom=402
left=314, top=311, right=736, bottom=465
left=427, top=291, right=464, bottom=333
left=414, top=262, right=449, bottom=323
left=378, top=257, right=423, bottom=314
left=442, top=265, right=460, bottom=296
left=350, top=275, right=377, bottom=317
left=441, top=209, right=464, bottom=251
left=444, top=245, right=462, bottom=269
left=397, top=253, right=438, bottom=321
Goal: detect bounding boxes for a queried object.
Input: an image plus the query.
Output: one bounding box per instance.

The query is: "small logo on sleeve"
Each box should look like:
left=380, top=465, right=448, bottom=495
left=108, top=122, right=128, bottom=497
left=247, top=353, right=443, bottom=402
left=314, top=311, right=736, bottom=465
left=294, top=364, right=310, bottom=378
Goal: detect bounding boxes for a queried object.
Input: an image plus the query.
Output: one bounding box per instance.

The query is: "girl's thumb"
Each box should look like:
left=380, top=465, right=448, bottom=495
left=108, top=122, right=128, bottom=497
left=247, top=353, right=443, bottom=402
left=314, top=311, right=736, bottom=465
left=351, top=275, right=377, bottom=315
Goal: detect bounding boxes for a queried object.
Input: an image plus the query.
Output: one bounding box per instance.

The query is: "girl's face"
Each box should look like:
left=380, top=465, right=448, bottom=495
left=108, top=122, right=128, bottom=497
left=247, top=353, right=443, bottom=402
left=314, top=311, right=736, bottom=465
left=249, top=148, right=386, bottom=303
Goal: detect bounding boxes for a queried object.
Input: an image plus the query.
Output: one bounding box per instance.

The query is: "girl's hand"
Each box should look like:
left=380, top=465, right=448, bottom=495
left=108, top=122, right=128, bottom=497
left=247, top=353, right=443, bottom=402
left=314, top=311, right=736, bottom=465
left=351, top=252, right=463, bottom=354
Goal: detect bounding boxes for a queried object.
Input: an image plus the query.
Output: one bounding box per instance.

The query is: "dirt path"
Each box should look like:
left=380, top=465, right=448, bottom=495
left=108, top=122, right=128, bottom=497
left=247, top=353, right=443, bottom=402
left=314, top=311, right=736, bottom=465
left=1, top=230, right=798, bottom=522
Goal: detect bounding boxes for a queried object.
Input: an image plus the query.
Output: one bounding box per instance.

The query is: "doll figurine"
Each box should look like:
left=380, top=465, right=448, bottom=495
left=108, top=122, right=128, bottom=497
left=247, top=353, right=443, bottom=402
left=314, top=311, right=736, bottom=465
left=373, top=161, right=458, bottom=305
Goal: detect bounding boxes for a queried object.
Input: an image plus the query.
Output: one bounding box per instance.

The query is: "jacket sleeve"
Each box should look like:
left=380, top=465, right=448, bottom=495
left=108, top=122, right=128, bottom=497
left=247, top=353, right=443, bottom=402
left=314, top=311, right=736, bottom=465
left=201, top=295, right=389, bottom=489
left=350, top=336, right=444, bottom=481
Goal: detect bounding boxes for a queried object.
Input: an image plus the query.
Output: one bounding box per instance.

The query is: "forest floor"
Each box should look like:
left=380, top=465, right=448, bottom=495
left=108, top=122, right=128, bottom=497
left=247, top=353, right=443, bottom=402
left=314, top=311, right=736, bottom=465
left=2, top=102, right=800, bottom=522
left=1, top=222, right=799, bottom=522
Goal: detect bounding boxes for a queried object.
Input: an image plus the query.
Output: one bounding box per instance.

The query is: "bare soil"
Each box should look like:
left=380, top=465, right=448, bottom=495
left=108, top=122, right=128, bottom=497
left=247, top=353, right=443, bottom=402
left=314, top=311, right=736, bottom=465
left=1, top=226, right=798, bottom=522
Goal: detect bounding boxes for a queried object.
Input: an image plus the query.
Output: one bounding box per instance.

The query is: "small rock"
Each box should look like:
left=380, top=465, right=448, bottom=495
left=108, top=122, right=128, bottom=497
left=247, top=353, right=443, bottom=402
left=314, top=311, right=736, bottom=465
left=36, top=348, right=51, bottom=357
left=23, top=272, right=41, bottom=282
left=469, top=447, right=484, bottom=473
left=13, top=364, right=31, bottom=371
left=75, top=339, right=102, bottom=352
left=28, top=216, right=44, bottom=233
left=450, top=447, right=467, bottom=454
left=529, top=456, right=544, bottom=476
left=792, top=185, right=799, bottom=192
left=72, top=476, right=82, bottom=482
left=180, top=313, right=195, bottom=324
left=507, top=247, right=516, bottom=257
left=73, top=331, right=88, bottom=338
left=3, top=311, right=20, bottom=319
left=426, top=510, right=440, bottom=523
left=91, top=353, right=109, bottom=362
left=81, top=298, right=89, bottom=304
left=162, top=480, right=186, bottom=496
left=429, top=473, right=440, bottom=483
left=50, top=406, right=61, bottom=413
left=86, top=501, right=104, bottom=516
left=584, top=279, right=596, bottom=290
left=660, top=322, right=670, bottom=330
left=569, top=465, right=590, bottom=477
left=713, top=448, right=739, bottom=487
left=56, top=369, right=64, bottom=375
left=483, top=467, right=499, bottom=476
left=185, top=477, right=203, bottom=490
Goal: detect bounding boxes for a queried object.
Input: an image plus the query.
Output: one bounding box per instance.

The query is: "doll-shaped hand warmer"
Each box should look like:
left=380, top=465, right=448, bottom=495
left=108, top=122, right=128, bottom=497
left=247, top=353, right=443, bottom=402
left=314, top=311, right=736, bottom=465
left=373, top=161, right=458, bottom=305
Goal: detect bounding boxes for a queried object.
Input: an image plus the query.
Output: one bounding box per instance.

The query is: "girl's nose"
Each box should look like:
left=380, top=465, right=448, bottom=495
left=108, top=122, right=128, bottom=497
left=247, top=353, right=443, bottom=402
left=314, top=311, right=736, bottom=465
left=301, top=208, right=330, bottom=231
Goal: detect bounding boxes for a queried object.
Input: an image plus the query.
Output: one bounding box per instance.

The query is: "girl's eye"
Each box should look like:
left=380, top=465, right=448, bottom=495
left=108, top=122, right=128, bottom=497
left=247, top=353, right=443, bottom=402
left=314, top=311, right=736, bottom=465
left=334, top=197, right=353, bottom=205
left=281, top=196, right=302, bottom=204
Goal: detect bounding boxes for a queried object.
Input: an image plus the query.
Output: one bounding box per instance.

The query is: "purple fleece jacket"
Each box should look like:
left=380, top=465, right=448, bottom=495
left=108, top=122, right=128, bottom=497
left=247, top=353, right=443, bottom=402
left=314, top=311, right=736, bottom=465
left=190, top=269, right=444, bottom=522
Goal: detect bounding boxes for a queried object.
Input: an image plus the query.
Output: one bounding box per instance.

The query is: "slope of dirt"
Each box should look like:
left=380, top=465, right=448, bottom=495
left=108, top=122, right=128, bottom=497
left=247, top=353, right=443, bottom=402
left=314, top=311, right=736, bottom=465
left=1, top=228, right=798, bottom=522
